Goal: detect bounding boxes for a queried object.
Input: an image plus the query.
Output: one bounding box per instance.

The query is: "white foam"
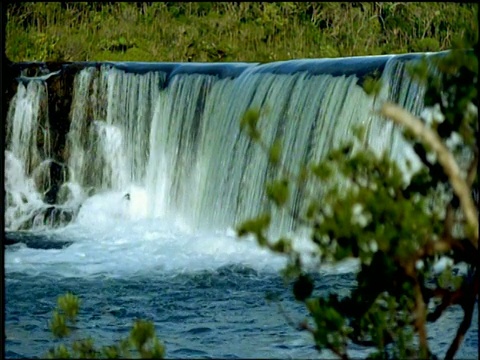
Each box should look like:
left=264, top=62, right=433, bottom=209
left=4, top=151, right=46, bottom=230
left=5, top=188, right=289, bottom=278
left=4, top=185, right=363, bottom=279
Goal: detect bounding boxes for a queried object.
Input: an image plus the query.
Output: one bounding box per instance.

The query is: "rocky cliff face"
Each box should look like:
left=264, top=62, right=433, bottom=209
left=6, top=63, right=80, bottom=205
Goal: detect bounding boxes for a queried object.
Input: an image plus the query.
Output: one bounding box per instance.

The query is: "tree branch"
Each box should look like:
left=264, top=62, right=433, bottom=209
left=380, top=102, right=478, bottom=247
left=466, top=151, right=478, bottom=187
left=444, top=268, right=479, bottom=360
left=413, top=279, right=429, bottom=358
left=416, top=235, right=477, bottom=265
left=426, top=287, right=465, bottom=323
left=274, top=300, right=349, bottom=360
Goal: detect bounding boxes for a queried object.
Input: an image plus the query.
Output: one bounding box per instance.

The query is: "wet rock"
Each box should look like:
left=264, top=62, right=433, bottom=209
left=15, top=205, right=78, bottom=231
left=4, top=231, right=73, bottom=250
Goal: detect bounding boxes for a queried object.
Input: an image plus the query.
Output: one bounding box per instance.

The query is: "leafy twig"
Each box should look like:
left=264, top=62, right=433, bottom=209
left=380, top=102, right=478, bottom=247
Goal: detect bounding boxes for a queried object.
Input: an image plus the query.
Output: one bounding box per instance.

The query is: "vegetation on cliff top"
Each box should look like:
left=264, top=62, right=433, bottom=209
left=6, top=2, right=478, bottom=62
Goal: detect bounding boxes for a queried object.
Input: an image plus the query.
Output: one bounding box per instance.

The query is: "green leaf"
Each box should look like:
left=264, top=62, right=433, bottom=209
left=236, top=214, right=271, bottom=240
left=72, top=338, right=97, bottom=358
left=240, top=108, right=261, bottom=141
left=271, top=237, right=292, bottom=253
left=293, top=274, right=314, bottom=301
left=311, top=162, right=332, bottom=180
left=269, top=138, right=282, bottom=165
left=57, top=292, right=80, bottom=322
left=130, top=320, right=155, bottom=351
left=363, top=76, right=383, bottom=96
left=100, top=345, right=121, bottom=359
left=50, top=310, right=69, bottom=338
left=47, top=344, right=71, bottom=359
left=266, top=178, right=289, bottom=206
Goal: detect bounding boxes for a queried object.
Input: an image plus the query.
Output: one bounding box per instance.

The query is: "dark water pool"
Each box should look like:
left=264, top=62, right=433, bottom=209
left=4, top=264, right=478, bottom=359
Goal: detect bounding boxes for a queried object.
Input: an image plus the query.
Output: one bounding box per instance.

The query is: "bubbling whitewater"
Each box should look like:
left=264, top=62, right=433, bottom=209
left=5, top=192, right=287, bottom=278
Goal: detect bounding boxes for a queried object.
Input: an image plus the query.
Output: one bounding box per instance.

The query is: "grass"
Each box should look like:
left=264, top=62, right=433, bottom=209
left=5, top=2, right=478, bottom=63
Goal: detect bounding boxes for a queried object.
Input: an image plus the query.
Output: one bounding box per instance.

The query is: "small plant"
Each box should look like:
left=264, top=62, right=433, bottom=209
left=47, top=293, right=165, bottom=359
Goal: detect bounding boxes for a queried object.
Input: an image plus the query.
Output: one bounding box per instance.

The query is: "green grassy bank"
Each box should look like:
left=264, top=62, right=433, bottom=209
left=5, top=2, right=478, bottom=62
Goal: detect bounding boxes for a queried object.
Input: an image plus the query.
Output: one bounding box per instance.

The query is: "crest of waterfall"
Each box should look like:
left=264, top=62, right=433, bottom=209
left=5, top=54, right=430, bottom=233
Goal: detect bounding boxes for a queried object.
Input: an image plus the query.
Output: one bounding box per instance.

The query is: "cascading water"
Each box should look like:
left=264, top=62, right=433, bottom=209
left=66, top=65, right=163, bottom=192
left=4, top=55, right=426, bottom=234
left=4, top=79, right=53, bottom=230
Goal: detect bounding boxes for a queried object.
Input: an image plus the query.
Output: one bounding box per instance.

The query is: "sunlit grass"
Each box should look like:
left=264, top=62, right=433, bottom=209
left=6, top=2, right=477, bottom=62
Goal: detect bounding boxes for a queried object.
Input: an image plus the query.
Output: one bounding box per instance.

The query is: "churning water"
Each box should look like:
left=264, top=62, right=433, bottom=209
left=4, top=54, right=478, bottom=358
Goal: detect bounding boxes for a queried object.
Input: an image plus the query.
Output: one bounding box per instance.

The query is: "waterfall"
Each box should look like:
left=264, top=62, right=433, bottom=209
left=4, top=55, right=427, bottom=233
left=5, top=80, right=52, bottom=230
left=144, top=57, right=425, bottom=232
left=66, top=66, right=163, bottom=191
left=6, top=80, right=50, bottom=177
